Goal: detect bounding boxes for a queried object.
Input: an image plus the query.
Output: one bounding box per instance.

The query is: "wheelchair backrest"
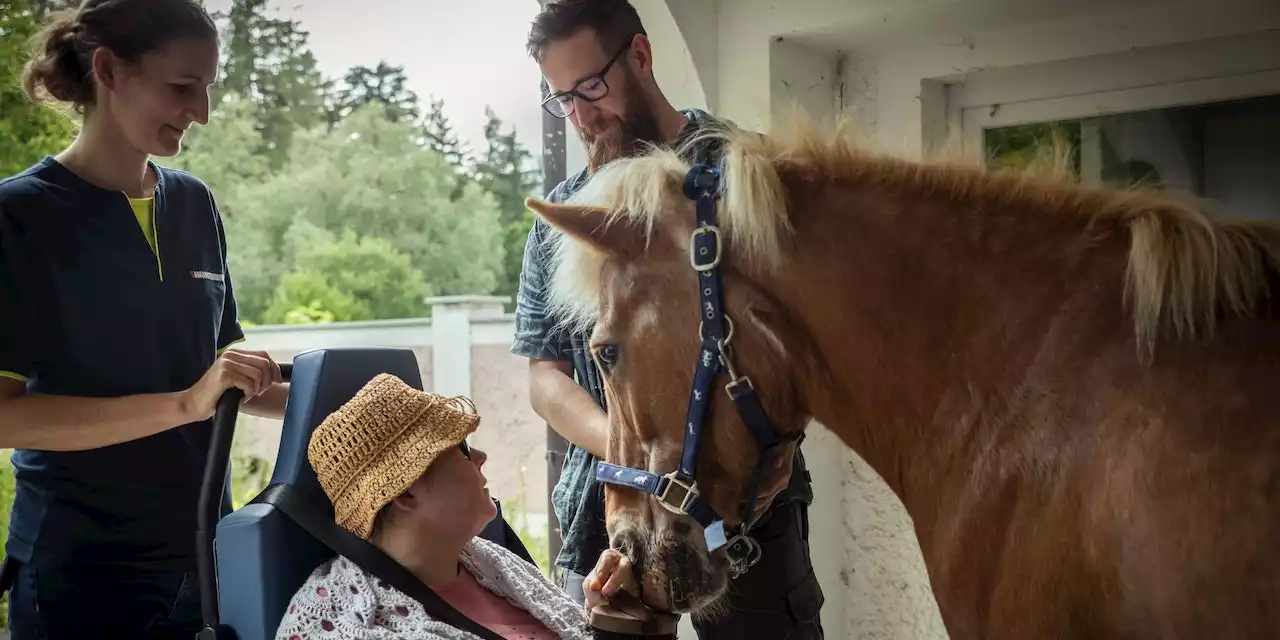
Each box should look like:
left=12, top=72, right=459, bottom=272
left=215, top=347, right=424, bottom=640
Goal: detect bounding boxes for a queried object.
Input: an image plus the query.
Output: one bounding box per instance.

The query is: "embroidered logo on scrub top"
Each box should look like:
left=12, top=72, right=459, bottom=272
left=190, top=270, right=224, bottom=282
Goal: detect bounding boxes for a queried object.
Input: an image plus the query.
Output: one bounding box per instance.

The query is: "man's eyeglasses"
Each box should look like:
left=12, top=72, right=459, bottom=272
left=540, top=36, right=635, bottom=119
left=459, top=440, right=472, bottom=460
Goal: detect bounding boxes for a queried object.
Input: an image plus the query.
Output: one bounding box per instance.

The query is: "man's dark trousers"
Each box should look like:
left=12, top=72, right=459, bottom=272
left=690, top=500, right=824, bottom=639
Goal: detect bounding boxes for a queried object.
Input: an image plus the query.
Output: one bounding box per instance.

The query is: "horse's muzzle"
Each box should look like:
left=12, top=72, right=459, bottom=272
left=619, top=519, right=728, bottom=615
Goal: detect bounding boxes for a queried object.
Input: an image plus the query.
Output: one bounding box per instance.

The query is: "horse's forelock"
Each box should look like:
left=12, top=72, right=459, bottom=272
left=545, top=227, right=603, bottom=337
left=546, top=151, right=698, bottom=334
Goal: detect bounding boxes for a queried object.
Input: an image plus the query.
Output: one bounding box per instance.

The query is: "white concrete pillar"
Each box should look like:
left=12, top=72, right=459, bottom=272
left=426, top=295, right=512, bottom=400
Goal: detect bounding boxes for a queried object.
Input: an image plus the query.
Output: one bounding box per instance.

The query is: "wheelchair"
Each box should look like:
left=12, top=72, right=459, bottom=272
left=195, top=346, right=676, bottom=640
left=195, top=347, right=535, bottom=640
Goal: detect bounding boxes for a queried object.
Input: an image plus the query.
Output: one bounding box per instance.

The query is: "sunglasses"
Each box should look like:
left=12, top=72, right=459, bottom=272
left=459, top=440, right=472, bottom=460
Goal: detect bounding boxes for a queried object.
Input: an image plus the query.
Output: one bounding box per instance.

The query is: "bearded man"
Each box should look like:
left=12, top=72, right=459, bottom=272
left=509, top=1, right=824, bottom=638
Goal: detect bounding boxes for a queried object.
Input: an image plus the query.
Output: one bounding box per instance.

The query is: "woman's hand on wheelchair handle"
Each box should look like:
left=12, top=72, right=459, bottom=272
left=179, top=349, right=282, bottom=422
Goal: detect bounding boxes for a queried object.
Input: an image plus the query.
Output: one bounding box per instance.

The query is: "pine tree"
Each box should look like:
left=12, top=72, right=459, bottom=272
left=473, top=106, right=541, bottom=299
left=214, top=0, right=328, bottom=168
left=331, top=62, right=421, bottom=125
left=420, top=97, right=469, bottom=169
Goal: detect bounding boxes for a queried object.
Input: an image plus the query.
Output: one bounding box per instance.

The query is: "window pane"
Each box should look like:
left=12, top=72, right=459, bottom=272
left=983, top=94, right=1280, bottom=221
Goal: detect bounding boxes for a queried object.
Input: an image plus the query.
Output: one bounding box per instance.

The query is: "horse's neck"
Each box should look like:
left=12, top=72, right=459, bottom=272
left=767, top=177, right=1128, bottom=527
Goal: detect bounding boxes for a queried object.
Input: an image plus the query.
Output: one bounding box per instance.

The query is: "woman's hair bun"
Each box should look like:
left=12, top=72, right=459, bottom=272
left=22, top=10, right=95, bottom=110
left=20, top=0, right=218, bottom=114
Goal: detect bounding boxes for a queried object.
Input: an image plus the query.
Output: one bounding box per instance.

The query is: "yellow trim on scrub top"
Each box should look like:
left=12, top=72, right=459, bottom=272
left=127, top=196, right=163, bottom=280
left=0, top=370, right=28, bottom=383
left=217, top=337, right=246, bottom=357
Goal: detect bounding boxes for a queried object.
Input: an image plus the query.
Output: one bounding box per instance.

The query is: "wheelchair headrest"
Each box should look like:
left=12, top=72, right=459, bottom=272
left=269, top=347, right=425, bottom=515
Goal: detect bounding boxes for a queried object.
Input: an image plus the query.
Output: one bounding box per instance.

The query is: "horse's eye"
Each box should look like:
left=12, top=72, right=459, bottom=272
left=596, top=344, right=620, bottom=373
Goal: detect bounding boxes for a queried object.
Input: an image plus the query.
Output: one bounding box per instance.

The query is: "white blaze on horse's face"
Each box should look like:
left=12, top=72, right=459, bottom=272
left=526, top=187, right=807, bottom=614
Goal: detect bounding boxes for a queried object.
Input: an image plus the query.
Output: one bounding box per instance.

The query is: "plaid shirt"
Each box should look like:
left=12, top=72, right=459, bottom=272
left=511, top=109, right=813, bottom=577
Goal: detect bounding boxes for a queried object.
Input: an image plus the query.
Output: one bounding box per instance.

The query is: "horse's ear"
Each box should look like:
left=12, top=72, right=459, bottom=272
left=525, top=198, right=645, bottom=261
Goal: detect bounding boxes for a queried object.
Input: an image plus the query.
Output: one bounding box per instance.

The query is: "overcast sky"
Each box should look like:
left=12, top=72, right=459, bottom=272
left=204, top=0, right=547, bottom=159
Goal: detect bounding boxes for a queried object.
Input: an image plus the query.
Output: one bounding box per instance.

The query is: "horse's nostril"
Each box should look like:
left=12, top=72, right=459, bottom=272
left=673, top=520, right=692, bottom=536
left=611, top=529, right=644, bottom=552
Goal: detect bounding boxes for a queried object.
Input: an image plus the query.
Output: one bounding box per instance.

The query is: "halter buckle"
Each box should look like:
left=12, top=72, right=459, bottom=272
left=690, top=225, right=722, bottom=272
left=724, top=372, right=753, bottom=397
left=658, top=472, right=699, bottom=514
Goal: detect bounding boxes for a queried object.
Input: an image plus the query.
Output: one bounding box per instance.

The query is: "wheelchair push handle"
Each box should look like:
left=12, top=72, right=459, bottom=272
left=196, top=362, right=292, bottom=639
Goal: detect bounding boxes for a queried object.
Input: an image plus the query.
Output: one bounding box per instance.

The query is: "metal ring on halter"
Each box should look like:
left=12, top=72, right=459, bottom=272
left=725, top=535, right=762, bottom=578
left=726, top=534, right=762, bottom=568
left=698, top=314, right=734, bottom=346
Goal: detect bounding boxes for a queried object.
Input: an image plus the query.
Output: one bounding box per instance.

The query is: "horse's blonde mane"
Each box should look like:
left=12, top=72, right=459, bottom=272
left=547, top=115, right=1280, bottom=355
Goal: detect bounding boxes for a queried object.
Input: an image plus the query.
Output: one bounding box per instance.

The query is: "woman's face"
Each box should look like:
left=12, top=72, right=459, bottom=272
left=395, top=442, right=497, bottom=541
left=94, top=35, right=219, bottom=157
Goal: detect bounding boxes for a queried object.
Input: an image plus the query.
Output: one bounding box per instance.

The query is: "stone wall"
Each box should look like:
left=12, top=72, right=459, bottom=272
left=470, top=344, right=548, bottom=518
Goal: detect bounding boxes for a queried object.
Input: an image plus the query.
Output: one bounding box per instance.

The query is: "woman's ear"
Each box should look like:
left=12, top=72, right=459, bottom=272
left=91, top=47, right=120, bottom=91
left=389, top=490, right=419, bottom=514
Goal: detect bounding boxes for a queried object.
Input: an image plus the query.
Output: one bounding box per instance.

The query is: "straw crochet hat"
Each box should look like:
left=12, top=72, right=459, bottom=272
left=307, top=373, right=480, bottom=539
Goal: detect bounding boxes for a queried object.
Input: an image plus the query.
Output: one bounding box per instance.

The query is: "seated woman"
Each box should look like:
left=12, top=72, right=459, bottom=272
left=275, top=373, right=636, bottom=640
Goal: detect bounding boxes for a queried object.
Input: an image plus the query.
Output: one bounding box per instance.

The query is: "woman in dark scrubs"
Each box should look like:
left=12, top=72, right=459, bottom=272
left=0, top=1, right=289, bottom=637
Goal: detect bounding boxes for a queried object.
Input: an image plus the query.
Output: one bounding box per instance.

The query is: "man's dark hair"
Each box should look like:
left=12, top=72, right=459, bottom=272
left=526, top=0, right=647, bottom=63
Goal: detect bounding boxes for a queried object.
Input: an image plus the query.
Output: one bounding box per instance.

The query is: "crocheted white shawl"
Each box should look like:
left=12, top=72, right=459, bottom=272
left=275, top=537, right=594, bottom=639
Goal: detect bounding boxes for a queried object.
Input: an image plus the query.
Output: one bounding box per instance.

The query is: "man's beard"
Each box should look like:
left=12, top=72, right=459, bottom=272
left=579, top=71, right=662, bottom=171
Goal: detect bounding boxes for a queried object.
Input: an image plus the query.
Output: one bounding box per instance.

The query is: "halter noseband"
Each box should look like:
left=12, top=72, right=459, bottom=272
left=595, top=163, right=804, bottom=581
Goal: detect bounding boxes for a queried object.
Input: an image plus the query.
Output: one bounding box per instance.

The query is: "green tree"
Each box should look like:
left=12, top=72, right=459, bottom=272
left=473, top=106, right=540, bottom=299
left=214, top=0, right=328, bottom=168
left=330, top=61, right=421, bottom=126
left=0, top=0, right=77, bottom=178
left=984, top=121, right=1082, bottom=174
left=165, top=92, right=269, bottom=197
left=160, top=92, right=280, bottom=321
left=262, top=225, right=430, bottom=324
left=30, top=0, right=77, bottom=15
left=420, top=96, right=469, bottom=168
left=225, top=104, right=504, bottom=323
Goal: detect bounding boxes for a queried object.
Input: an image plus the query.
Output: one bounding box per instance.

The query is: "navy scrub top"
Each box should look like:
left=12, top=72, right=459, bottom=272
left=0, top=157, right=245, bottom=569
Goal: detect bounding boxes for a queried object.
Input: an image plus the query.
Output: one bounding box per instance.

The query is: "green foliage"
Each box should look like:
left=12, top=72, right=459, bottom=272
left=421, top=97, right=470, bottom=169
left=0, top=0, right=77, bottom=177
left=167, top=94, right=271, bottom=196
left=331, top=62, right=421, bottom=126
left=168, top=99, right=509, bottom=324
left=984, top=121, right=1083, bottom=174
left=474, top=107, right=541, bottom=302
left=230, top=105, right=504, bottom=319
left=263, top=226, right=430, bottom=324
left=214, top=0, right=329, bottom=169
left=229, top=432, right=274, bottom=509
left=502, top=468, right=551, bottom=577
left=983, top=119, right=1146, bottom=188
left=0, top=451, right=13, bottom=627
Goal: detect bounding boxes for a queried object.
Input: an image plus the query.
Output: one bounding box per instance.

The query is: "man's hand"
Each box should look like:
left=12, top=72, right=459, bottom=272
left=583, top=548, right=640, bottom=612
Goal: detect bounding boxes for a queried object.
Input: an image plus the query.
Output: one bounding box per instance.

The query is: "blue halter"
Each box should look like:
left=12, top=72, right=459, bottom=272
left=594, top=163, right=804, bottom=580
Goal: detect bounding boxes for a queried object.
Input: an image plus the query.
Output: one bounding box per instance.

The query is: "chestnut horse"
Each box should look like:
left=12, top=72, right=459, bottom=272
left=526, top=118, right=1280, bottom=639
